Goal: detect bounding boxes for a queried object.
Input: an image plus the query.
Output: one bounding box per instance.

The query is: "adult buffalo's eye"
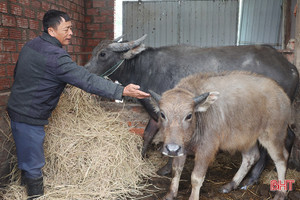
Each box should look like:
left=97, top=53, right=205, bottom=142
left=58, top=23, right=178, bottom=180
left=100, top=52, right=106, bottom=57
left=185, top=113, right=192, bottom=121
left=160, top=112, right=166, bottom=120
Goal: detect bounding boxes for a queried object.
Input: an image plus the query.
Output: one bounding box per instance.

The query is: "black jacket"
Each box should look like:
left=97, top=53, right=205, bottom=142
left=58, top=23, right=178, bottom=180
left=7, top=32, right=124, bottom=125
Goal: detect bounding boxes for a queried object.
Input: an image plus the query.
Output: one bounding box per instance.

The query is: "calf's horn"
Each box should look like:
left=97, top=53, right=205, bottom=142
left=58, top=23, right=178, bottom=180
left=193, top=92, right=209, bottom=105
left=149, top=90, right=161, bottom=102
left=108, top=34, right=147, bottom=52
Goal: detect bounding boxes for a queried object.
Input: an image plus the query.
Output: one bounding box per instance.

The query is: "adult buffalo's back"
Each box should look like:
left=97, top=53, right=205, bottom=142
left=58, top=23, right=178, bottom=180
left=84, top=36, right=299, bottom=188
left=85, top=38, right=298, bottom=100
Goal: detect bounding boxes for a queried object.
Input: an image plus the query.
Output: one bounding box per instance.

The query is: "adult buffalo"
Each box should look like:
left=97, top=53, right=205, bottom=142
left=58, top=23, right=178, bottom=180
left=149, top=71, right=291, bottom=200
left=84, top=35, right=299, bottom=188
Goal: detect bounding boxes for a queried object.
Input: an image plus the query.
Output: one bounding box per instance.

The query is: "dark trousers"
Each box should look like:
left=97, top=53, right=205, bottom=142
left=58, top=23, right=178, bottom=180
left=11, top=120, right=45, bottom=179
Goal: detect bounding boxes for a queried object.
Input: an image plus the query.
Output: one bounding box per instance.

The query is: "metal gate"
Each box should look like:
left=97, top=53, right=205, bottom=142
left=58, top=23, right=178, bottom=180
left=123, top=0, right=239, bottom=47
left=122, top=0, right=283, bottom=48
left=239, top=0, right=283, bottom=48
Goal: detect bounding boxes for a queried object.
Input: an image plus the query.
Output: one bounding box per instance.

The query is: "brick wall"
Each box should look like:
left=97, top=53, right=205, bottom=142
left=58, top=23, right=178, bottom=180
left=0, top=0, right=115, bottom=111
left=0, top=0, right=115, bottom=184
left=84, top=0, right=114, bottom=61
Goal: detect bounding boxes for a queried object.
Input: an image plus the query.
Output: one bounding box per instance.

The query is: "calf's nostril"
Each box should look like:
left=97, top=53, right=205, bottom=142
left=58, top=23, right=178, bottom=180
left=166, top=144, right=181, bottom=153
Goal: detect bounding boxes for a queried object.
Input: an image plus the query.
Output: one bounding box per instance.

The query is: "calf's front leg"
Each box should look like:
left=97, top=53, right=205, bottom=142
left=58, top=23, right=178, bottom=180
left=163, top=155, right=186, bottom=200
left=188, top=153, right=210, bottom=200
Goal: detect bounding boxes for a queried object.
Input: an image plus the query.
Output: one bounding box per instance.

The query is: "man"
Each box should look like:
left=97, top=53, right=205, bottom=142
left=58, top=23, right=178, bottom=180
left=7, top=10, right=150, bottom=199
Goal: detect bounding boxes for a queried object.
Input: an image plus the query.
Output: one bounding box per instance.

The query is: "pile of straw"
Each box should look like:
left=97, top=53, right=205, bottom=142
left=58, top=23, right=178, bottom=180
left=1, top=86, right=159, bottom=199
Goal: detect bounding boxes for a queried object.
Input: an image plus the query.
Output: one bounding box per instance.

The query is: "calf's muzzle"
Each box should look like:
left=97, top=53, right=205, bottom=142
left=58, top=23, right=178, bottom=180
left=163, top=143, right=184, bottom=157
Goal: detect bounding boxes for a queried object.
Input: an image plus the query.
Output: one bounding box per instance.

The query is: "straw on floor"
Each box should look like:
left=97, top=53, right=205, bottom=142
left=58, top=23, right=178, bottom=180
left=0, top=86, right=159, bottom=200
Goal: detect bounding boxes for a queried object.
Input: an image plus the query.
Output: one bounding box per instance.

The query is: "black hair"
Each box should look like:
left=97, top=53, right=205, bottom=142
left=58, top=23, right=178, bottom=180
left=43, top=10, right=71, bottom=33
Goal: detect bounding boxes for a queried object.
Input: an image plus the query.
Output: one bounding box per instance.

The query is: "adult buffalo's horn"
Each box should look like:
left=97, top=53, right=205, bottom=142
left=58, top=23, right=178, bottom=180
left=108, top=34, right=147, bottom=52
left=149, top=90, right=161, bottom=102
left=193, top=92, right=209, bottom=105
left=113, top=34, right=125, bottom=42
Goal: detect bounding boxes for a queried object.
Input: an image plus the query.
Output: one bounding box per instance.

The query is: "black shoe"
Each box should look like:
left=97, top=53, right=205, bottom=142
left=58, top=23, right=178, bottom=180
left=25, top=176, right=44, bottom=200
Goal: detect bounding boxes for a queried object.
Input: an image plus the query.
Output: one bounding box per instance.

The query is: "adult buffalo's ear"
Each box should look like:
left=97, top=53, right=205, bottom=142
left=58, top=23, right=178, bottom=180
left=123, top=44, right=146, bottom=59
left=149, top=90, right=161, bottom=113
left=194, top=91, right=219, bottom=112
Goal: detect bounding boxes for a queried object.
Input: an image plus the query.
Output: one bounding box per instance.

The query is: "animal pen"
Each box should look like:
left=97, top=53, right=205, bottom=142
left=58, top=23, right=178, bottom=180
left=1, top=0, right=300, bottom=199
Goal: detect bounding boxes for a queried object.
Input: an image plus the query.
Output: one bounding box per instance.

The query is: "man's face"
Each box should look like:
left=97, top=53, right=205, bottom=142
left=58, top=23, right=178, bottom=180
left=48, top=17, right=73, bottom=46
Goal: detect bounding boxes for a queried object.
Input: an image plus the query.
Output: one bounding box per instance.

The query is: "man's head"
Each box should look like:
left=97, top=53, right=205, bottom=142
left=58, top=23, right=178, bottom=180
left=43, top=10, right=73, bottom=46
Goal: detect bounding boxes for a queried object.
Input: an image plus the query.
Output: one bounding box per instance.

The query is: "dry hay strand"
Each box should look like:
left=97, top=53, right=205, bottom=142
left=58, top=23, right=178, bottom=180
left=261, top=167, right=300, bottom=190
left=1, top=86, right=160, bottom=200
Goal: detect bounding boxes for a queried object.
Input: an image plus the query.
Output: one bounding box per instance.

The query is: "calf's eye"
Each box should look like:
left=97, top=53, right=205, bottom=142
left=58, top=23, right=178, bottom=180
left=100, top=52, right=106, bottom=57
left=185, top=113, right=192, bottom=121
left=160, top=112, right=166, bottom=120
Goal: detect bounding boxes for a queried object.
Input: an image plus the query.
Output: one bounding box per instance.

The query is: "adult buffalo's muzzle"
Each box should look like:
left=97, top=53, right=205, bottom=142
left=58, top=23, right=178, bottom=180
left=162, top=143, right=184, bottom=157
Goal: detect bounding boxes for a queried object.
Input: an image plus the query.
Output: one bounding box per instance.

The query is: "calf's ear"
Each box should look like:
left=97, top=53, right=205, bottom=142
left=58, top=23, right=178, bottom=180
left=195, top=91, right=219, bottom=112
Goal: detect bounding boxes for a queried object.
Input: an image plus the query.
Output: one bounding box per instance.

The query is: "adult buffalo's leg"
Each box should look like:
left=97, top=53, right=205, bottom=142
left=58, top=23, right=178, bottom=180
left=221, top=145, right=260, bottom=193
left=141, top=118, right=173, bottom=175
left=141, top=118, right=159, bottom=157
left=157, top=157, right=173, bottom=176
left=240, top=145, right=268, bottom=189
left=140, top=98, right=160, bottom=157
left=241, top=126, right=295, bottom=189
left=285, top=126, right=295, bottom=153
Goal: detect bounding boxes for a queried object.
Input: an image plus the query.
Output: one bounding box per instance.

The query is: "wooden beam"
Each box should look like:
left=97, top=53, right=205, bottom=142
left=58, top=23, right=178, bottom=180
left=282, top=0, right=292, bottom=48
left=294, top=0, right=300, bottom=70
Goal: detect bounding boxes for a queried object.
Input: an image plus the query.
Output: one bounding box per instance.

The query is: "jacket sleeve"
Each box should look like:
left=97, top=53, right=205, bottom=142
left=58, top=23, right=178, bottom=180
left=55, top=54, right=124, bottom=100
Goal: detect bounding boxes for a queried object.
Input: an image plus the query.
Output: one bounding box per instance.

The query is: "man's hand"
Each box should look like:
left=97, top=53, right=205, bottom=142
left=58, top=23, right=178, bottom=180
left=123, top=84, right=150, bottom=99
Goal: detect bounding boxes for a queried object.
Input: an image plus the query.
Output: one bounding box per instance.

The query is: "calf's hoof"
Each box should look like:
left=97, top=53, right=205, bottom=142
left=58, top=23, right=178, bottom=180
left=219, top=181, right=237, bottom=193
left=273, top=191, right=286, bottom=200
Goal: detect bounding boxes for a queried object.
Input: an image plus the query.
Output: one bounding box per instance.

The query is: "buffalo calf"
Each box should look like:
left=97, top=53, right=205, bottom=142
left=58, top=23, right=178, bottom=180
left=150, top=71, right=291, bottom=200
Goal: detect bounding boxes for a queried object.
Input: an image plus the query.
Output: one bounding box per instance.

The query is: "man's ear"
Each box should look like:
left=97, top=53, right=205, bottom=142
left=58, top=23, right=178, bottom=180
left=195, top=91, right=219, bottom=112
left=48, top=27, right=56, bottom=37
